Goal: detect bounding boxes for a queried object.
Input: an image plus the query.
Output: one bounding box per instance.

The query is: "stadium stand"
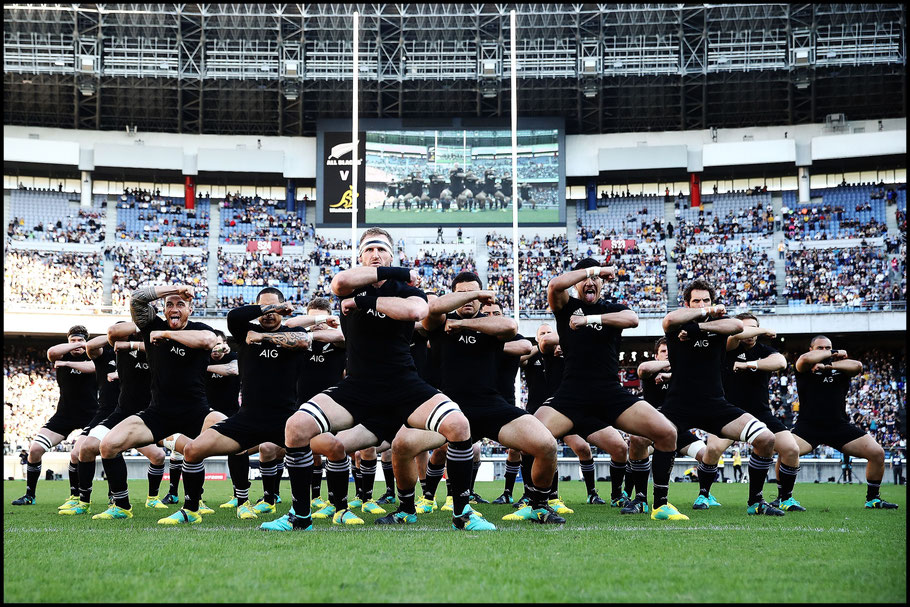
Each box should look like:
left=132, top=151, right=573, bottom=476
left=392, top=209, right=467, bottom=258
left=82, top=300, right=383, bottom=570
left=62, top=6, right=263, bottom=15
left=4, top=250, right=104, bottom=308
left=110, top=246, right=209, bottom=309
left=783, top=245, right=902, bottom=308
left=8, top=189, right=106, bottom=243
left=116, top=196, right=210, bottom=247
left=220, top=195, right=309, bottom=245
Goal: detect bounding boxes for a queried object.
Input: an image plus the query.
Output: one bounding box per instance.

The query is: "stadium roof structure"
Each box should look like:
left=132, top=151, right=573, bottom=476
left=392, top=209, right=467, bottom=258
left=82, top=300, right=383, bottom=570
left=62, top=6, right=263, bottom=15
left=3, top=3, right=906, bottom=136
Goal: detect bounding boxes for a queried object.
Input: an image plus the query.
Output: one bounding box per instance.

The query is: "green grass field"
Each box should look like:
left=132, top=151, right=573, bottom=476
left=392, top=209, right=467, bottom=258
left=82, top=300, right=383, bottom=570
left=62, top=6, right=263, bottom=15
left=365, top=206, right=559, bottom=224
left=4, top=479, right=905, bottom=603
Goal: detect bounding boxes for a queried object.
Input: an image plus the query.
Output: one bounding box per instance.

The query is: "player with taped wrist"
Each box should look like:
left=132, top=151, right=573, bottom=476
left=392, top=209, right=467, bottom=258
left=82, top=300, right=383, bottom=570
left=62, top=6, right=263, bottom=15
left=659, top=279, right=784, bottom=517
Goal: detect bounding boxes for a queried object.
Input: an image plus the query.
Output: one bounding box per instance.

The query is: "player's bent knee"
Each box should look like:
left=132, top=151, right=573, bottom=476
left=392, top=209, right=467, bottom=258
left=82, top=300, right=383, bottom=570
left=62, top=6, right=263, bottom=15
left=296, top=402, right=331, bottom=436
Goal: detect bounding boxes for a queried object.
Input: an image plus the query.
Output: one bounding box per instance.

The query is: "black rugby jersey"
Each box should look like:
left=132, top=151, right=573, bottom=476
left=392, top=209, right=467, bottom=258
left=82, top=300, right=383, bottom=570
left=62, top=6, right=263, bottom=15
left=523, top=347, right=548, bottom=411
left=115, top=347, right=151, bottom=414
left=410, top=327, right=430, bottom=382
left=93, top=344, right=120, bottom=416
left=428, top=312, right=504, bottom=397
left=495, top=333, right=525, bottom=406
left=542, top=351, right=566, bottom=397
left=341, top=280, right=427, bottom=380
left=449, top=168, right=464, bottom=193
left=297, top=339, right=346, bottom=404
left=227, top=305, right=307, bottom=413
left=554, top=296, right=629, bottom=387
left=140, top=316, right=214, bottom=412
left=641, top=368, right=670, bottom=409
left=55, top=351, right=98, bottom=415
left=665, top=319, right=729, bottom=402
left=722, top=342, right=777, bottom=411
left=795, top=366, right=853, bottom=426
left=205, top=351, right=241, bottom=413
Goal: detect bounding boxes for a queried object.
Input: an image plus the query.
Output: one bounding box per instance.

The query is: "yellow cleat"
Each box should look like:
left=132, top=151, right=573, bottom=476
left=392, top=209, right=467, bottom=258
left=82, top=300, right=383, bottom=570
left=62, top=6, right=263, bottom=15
left=197, top=501, right=215, bottom=515
left=145, top=496, right=168, bottom=509
left=92, top=505, right=133, bottom=520
left=236, top=500, right=259, bottom=520
left=651, top=503, right=690, bottom=521
left=220, top=497, right=238, bottom=509
left=415, top=497, right=435, bottom=514
left=548, top=498, right=574, bottom=514
left=58, top=495, right=80, bottom=510
left=158, top=508, right=203, bottom=525
left=361, top=499, right=387, bottom=515
left=440, top=496, right=454, bottom=512
left=58, top=501, right=90, bottom=515
left=332, top=508, right=364, bottom=525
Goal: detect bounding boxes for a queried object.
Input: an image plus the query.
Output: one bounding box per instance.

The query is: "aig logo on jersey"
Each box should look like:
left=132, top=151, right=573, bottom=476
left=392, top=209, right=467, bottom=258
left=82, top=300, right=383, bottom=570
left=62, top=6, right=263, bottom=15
left=693, top=340, right=709, bottom=348
left=259, top=349, right=279, bottom=359
left=170, top=346, right=185, bottom=357
left=310, top=354, right=325, bottom=363
left=458, top=335, right=477, bottom=345
left=366, top=308, right=387, bottom=319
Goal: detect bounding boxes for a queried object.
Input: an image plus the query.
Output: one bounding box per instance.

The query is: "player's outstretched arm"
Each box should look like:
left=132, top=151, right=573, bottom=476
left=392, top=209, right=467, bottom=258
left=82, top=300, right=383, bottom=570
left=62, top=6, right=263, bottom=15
left=662, top=304, right=725, bottom=333
left=310, top=329, right=345, bottom=347
left=537, top=332, right=560, bottom=355
left=246, top=331, right=312, bottom=350
left=85, top=334, right=112, bottom=359
left=130, top=284, right=194, bottom=328
left=424, top=290, right=496, bottom=332
left=503, top=338, right=533, bottom=356
left=445, top=315, right=517, bottom=340
left=732, top=353, right=787, bottom=373
left=547, top=265, right=616, bottom=313
left=47, top=340, right=91, bottom=362
left=54, top=359, right=96, bottom=373
left=345, top=295, right=428, bottom=323
left=332, top=266, right=419, bottom=297
left=228, top=302, right=294, bottom=342
left=113, top=340, right=145, bottom=353
left=637, top=360, right=671, bottom=380
left=698, top=317, right=744, bottom=336
left=149, top=329, right=217, bottom=350
left=286, top=313, right=340, bottom=330
left=107, top=322, right=139, bottom=346
left=727, top=325, right=776, bottom=350
left=519, top=342, right=541, bottom=365
left=569, top=309, right=639, bottom=330
left=207, top=359, right=239, bottom=376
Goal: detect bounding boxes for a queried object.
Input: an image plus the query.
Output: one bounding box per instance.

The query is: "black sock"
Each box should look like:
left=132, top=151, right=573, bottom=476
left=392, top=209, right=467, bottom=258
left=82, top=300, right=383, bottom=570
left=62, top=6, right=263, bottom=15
left=311, top=461, right=324, bottom=500
left=351, top=461, right=363, bottom=500
left=168, top=457, right=182, bottom=495
left=67, top=462, right=79, bottom=497
left=747, top=454, right=774, bottom=505
left=275, top=461, right=285, bottom=497
left=359, top=458, right=377, bottom=501
left=446, top=440, right=474, bottom=516
left=325, top=457, right=350, bottom=510
left=182, top=461, right=205, bottom=512
left=697, top=461, right=718, bottom=497
left=651, top=449, right=675, bottom=508
left=398, top=485, right=416, bottom=515
left=503, top=460, right=520, bottom=495
left=609, top=460, right=626, bottom=499
left=549, top=470, right=560, bottom=500
left=25, top=462, right=42, bottom=497
left=424, top=459, right=446, bottom=500
left=623, top=461, right=635, bottom=497
left=520, top=454, right=535, bottom=495
left=147, top=463, right=165, bottom=497
left=527, top=483, right=550, bottom=509
left=227, top=454, right=250, bottom=501
left=580, top=458, right=597, bottom=494
left=78, top=460, right=95, bottom=503
left=866, top=478, right=882, bottom=501
left=629, top=458, right=651, bottom=501
left=102, top=455, right=130, bottom=510
left=470, top=460, right=481, bottom=492
left=381, top=460, right=395, bottom=496
left=259, top=459, right=280, bottom=504
left=778, top=463, right=799, bottom=501
left=285, top=447, right=314, bottom=518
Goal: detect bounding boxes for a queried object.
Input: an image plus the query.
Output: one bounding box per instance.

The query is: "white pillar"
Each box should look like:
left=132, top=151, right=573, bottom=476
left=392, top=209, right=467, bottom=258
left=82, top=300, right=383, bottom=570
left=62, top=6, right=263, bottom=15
left=798, top=167, right=810, bottom=204
left=81, top=171, right=92, bottom=207
left=351, top=11, right=359, bottom=266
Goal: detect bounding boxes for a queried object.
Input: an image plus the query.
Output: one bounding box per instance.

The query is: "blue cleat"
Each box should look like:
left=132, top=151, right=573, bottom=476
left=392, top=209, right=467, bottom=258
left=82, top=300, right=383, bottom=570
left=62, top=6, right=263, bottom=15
left=260, top=509, right=312, bottom=531
left=707, top=493, right=722, bottom=507
left=374, top=509, right=418, bottom=525
left=453, top=506, right=496, bottom=531
left=692, top=494, right=711, bottom=510
left=864, top=497, right=898, bottom=509
left=778, top=497, right=806, bottom=512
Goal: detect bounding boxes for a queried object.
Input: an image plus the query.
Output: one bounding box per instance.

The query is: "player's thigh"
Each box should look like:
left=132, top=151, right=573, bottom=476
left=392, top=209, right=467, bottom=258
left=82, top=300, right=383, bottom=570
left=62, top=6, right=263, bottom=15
left=841, top=433, right=884, bottom=461
left=406, top=392, right=465, bottom=433
left=496, top=414, right=556, bottom=457
left=789, top=431, right=815, bottom=456
left=719, top=412, right=763, bottom=442
left=200, top=410, right=227, bottom=434
left=392, top=426, right=446, bottom=458
left=186, top=426, right=243, bottom=460
left=102, top=415, right=154, bottom=454
left=35, top=427, right=66, bottom=448
left=585, top=427, right=626, bottom=459
left=708, top=435, right=735, bottom=458
left=336, top=426, right=381, bottom=455
left=563, top=433, right=593, bottom=458
left=136, top=443, right=166, bottom=464
left=533, top=405, right=575, bottom=438
left=614, top=400, right=675, bottom=441
left=295, top=393, right=356, bottom=434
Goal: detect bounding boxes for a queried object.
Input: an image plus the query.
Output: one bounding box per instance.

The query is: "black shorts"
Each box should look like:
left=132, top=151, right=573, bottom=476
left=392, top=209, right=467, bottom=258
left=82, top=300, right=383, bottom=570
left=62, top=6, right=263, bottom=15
left=526, top=400, right=545, bottom=416
left=318, top=374, right=440, bottom=444
left=211, top=402, right=240, bottom=417
left=80, top=405, right=119, bottom=436
left=136, top=406, right=213, bottom=444
left=660, top=397, right=748, bottom=451
left=743, top=406, right=788, bottom=434
left=210, top=407, right=295, bottom=451
left=449, top=392, right=527, bottom=443
left=545, top=383, right=640, bottom=440
left=43, top=409, right=97, bottom=438
left=790, top=421, right=867, bottom=452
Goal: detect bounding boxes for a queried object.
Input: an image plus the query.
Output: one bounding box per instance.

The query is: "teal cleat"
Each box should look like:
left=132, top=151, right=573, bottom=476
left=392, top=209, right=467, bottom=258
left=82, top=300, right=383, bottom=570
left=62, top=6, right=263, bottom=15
left=260, top=509, right=312, bottom=531
left=375, top=492, right=397, bottom=506
left=607, top=491, right=625, bottom=507
left=453, top=506, right=496, bottom=531
left=92, top=504, right=133, bottom=520
left=779, top=497, right=806, bottom=512
left=161, top=493, right=179, bottom=505
left=348, top=498, right=363, bottom=509
left=512, top=495, right=530, bottom=509
left=157, top=508, right=202, bottom=525
left=220, top=497, right=238, bottom=509
left=620, top=497, right=649, bottom=515
left=252, top=500, right=277, bottom=515
left=865, top=498, right=898, bottom=509
left=707, top=493, right=722, bottom=507
left=374, top=509, right=418, bottom=525
left=692, top=494, right=711, bottom=510
left=12, top=494, right=35, bottom=506
left=312, top=504, right=336, bottom=519
left=528, top=505, right=566, bottom=524
left=651, top=503, right=690, bottom=521
left=747, top=500, right=785, bottom=516
left=332, top=508, right=364, bottom=525
left=310, top=496, right=328, bottom=510
left=502, top=505, right=534, bottom=521
left=491, top=492, right=514, bottom=505
left=58, top=501, right=90, bottom=515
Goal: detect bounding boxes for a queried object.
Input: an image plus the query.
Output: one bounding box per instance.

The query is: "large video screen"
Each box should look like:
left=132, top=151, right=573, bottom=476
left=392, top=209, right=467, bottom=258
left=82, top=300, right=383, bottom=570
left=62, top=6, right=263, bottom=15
left=318, top=122, right=564, bottom=226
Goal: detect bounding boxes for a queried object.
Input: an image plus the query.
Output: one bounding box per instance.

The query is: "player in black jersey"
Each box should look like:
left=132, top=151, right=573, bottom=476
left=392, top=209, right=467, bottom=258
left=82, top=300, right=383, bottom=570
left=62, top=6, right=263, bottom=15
left=628, top=337, right=718, bottom=515
left=12, top=326, right=101, bottom=507
left=427, top=173, right=448, bottom=212
left=383, top=179, right=398, bottom=211
left=66, top=322, right=168, bottom=515
left=791, top=336, right=898, bottom=510
left=392, top=271, right=561, bottom=526
left=534, top=258, right=685, bottom=521
left=92, top=284, right=221, bottom=522
left=519, top=183, right=534, bottom=210
left=284, top=227, right=486, bottom=531
left=463, top=170, right=481, bottom=211
left=712, top=313, right=803, bottom=511
left=660, top=279, right=783, bottom=517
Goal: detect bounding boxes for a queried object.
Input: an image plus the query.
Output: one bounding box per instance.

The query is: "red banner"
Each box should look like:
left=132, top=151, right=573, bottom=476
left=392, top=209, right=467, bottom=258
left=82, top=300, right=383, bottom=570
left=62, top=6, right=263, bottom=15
left=246, top=240, right=283, bottom=255
left=601, top=239, right=636, bottom=254
left=689, top=172, right=701, bottom=208
left=184, top=176, right=195, bottom=210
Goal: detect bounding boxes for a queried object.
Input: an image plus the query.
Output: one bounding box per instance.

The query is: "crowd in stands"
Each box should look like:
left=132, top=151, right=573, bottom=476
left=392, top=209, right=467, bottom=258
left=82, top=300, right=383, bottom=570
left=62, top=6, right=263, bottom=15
left=309, top=237, right=353, bottom=297
left=676, top=246, right=777, bottom=308
left=6, top=209, right=105, bottom=244
left=673, top=199, right=773, bottom=251
left=405, top=250, right=477, bottom=295
left=783, top=245, right=901, bottom=306
left=109, top=246, right=208, bottom=309
left=3, top=346, right=66, bottom=454
left=4, top=250, right=103, bottom=308
left=116, top=197, right=209, bottom=248
left=220, top=194, right=310, bottom=245
left=218, top=251, right=311, bottom=287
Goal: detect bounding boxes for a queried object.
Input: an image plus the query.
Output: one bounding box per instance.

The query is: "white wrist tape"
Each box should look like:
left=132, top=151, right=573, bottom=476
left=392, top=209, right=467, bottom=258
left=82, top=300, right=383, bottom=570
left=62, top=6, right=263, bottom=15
left=700, top=308, right=707, bottom=318
left=748, top=361, right=758, bottom=371
left=312, top=315, right=328, bottom=325
left=585, top=314, right=602, bottom=325
left=585, top=266, right=598, bottom=279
